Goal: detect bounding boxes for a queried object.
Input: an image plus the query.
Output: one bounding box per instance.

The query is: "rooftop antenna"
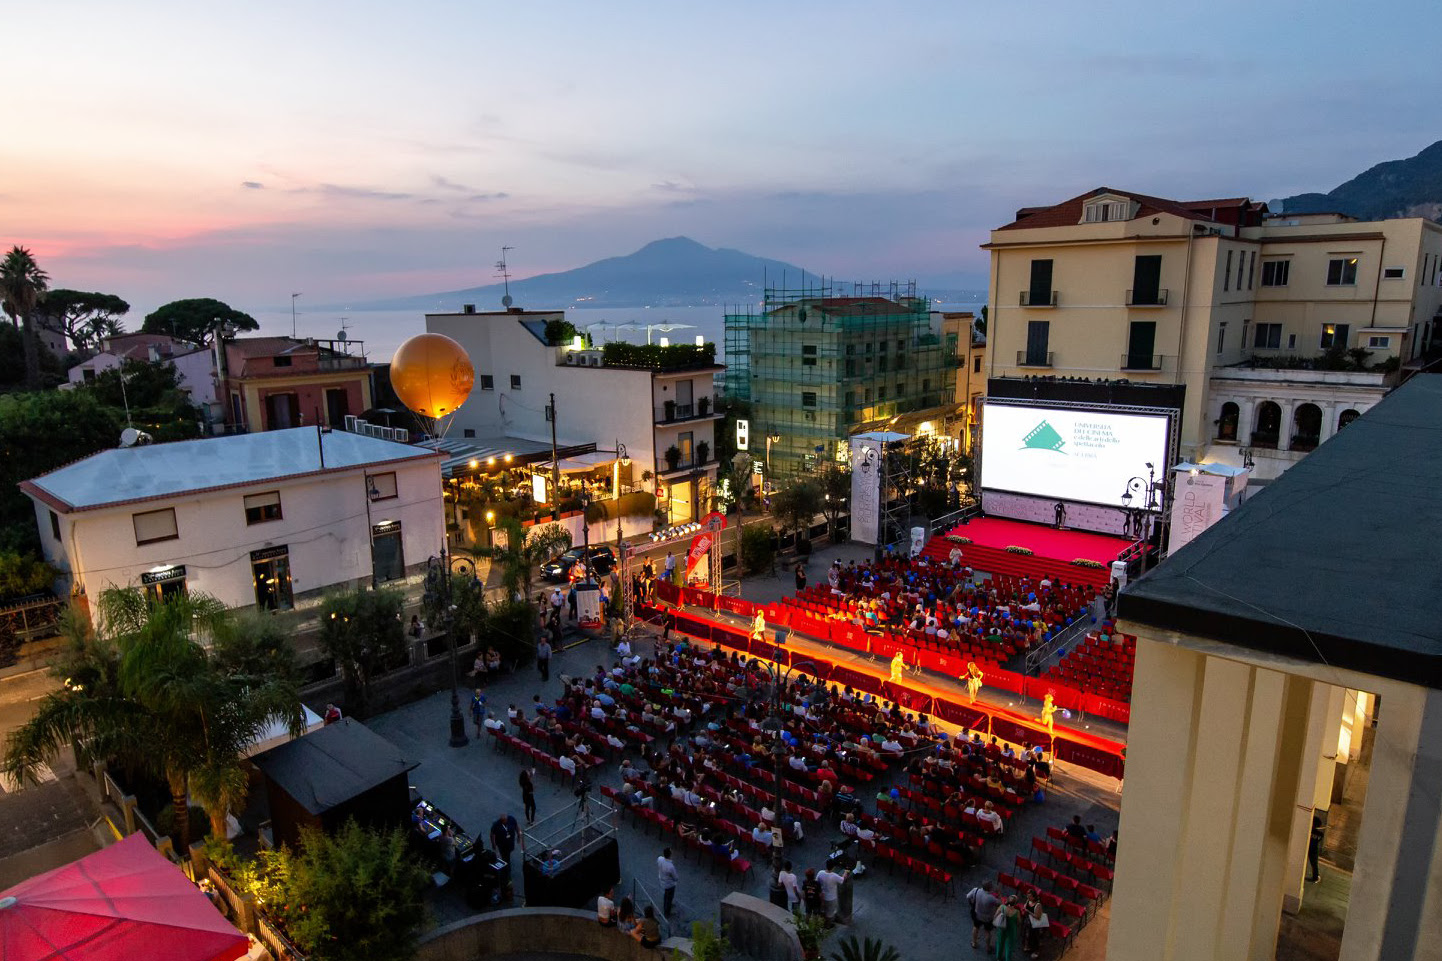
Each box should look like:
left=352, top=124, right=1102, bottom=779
left=336, top=315, right=350, bottom=350
left=496, top=246, right=515, bottom=308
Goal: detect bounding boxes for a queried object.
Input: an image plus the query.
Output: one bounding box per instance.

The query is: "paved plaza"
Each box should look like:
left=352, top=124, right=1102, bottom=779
left=368, top=551, right=1123, bottom=959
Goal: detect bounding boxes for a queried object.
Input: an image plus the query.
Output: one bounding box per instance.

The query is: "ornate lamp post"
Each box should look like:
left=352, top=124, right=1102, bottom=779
left=426, top=550, right=476, bottom=748
left=757, top=641, right=822, bottom=908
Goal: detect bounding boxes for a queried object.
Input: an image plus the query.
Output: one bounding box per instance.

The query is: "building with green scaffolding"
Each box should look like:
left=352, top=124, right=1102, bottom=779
left=724, top=282, right=964, bottom=481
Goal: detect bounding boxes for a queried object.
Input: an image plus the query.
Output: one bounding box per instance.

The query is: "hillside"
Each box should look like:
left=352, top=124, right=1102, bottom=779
left=1275, top=140, right=1442, bottom=222
left=360, top=237, right=814, bottom=311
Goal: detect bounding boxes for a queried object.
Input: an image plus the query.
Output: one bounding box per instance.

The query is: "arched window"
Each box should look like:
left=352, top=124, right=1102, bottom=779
left=1252, top=401, right=1281, bottom=449
left=1216, top=402, right=1239, bottom=442
left=1291, top=403, right=1322, bottom=451
left=1338, top=408, right=1361, bottom=430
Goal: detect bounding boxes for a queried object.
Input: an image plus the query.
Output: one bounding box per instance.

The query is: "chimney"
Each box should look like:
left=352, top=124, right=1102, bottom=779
left=463, top=304, right=475, bottom=314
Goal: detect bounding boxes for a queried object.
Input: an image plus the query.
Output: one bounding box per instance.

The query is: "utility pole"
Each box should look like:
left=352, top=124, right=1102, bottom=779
left=291, top=293, right=301, bottom=338
left=548, top=393, right=560, bottom=505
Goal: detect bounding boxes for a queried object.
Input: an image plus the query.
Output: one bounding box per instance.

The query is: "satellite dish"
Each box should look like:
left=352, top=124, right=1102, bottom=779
left=120, top=427, right=140, bottom=448
left=501, top=294, right=514, bottom=308
left=336, top=330, right=348, bottom=342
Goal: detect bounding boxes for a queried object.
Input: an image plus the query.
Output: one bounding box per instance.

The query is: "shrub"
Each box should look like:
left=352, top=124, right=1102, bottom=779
left=543, top=318, right=578, bottom=346
left=945, top=535, right=971, bottom=544
left=0, top=552, right=59, bottom=598
left=1004, top=545, right=1034, bottom=555
left=601, top=341, right=716, bottom=370
left=1071, top=558, right=1105, bottom=569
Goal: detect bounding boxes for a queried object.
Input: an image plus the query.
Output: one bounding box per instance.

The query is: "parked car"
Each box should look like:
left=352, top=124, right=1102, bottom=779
left=541, top=545, right=616, bottom=582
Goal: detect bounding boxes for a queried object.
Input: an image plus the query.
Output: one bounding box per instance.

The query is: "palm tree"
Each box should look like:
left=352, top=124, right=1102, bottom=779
left=0, top=246, right=51, bottom=390
left=830, top=935, right=902, bottom=961
left=2, top=588, right=302, bottom=848
left=473, top=517, right=571, bottom=604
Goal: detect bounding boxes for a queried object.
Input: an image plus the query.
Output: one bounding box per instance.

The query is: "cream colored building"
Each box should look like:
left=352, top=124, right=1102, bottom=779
left=1111, top=374, right=1442, bottom=961
left=983, top=189, right=1442, bottom=479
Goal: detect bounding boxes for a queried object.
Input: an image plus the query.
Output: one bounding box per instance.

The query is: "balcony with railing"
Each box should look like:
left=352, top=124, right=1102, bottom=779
left=1019, top=290, right=1059, bottom=307
left=654, top=398, right=718, bottom=424
left=1119, top=354, right=1170, bottom=371
left=1016, top=350, right=1054, bottom=367
left=1126, top=289, right=1169, bottom=307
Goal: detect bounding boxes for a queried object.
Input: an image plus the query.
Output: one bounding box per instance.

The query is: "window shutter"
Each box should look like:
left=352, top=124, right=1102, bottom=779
left=133, top=508, right=178, bottom=544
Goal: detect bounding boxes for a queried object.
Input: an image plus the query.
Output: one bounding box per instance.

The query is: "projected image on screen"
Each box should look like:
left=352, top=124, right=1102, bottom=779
left=981, top=403, right=1169, bottom=506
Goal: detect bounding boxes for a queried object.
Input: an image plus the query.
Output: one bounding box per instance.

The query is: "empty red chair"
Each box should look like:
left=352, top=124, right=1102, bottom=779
left=1060, top=901, right=1086, bottom=924
left=1015, top=855, right=1036, bottom=877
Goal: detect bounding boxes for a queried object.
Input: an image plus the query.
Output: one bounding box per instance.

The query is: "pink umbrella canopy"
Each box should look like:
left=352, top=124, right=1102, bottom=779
left=0, top=833, right=249, bottom=961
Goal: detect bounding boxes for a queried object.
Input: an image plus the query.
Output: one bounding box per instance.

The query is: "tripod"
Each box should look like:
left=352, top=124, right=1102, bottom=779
left=571, top=787, right=593, bottom=831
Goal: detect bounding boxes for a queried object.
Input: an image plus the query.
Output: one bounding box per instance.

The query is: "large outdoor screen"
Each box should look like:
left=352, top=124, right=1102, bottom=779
left=980, top=403, right=1170, bottom=507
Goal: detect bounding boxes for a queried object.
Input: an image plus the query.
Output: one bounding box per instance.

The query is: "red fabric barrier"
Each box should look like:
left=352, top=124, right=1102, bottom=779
left=991, top=715, right=1049, bottom=747
left=653, top=580, right=682, bottom=605
left=983, top=668, right=1026, bottom=697
left=1054, top=737, right=1125, bottom=779
left=682, top=587, right=713, bottom=608
left=916, top=649, right=970, bottom=679
left=716, top=595, right=759, bottom=617
left=827, top=665, right=882, bottom=695
left=932, top=699, right=990, bottom=733
left=882, top=682, right=932, bottom=714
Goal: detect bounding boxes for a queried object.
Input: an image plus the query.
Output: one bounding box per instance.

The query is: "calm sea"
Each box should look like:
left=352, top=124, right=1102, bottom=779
left=253, top=302, right=985, bottom=366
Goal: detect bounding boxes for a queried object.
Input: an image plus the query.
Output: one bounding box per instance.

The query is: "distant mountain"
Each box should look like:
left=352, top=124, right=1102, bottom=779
left=359, top=237, right=815, bottom=311
left=1275, top=140, right=1442, bottom=222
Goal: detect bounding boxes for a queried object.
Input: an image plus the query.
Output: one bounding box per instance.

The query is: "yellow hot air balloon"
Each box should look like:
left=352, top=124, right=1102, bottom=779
left=390, top=333, right=475, bottom=418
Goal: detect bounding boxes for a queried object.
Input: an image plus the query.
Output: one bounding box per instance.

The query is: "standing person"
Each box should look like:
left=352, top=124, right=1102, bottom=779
left=536, top=637, right=552, bottom=682
left=801, top=868, right=822, bottom=917
left=664, top=551, right=676, bottom=583
left=995, top=894, right=1021, bottom=960
left=519, top=768, right=537, bottom=824
left=470, top=689, right=487, bottom=738
left=815, top=865, right=848, bottom=922
left=657, top=847, right=679, bottom=917
left=1024, top=899, right=1049, bottom=958
left=323, top=703, right=342, bottom=725
left=778, top=860, right=801, bottom=914
left=490, top=813, right=520, bottom=870
left=967, top=880, right=1002, bottom=952
left=1307, top=814, right=1324, bottom=882
left=794, top=557, right=807, bottom=592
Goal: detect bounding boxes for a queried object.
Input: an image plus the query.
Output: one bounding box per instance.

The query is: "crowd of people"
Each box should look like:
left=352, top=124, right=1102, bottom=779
left=788, top=555, right=1097, bottom=663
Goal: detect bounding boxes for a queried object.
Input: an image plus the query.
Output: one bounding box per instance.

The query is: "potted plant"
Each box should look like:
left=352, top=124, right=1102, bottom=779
left=664, top=399, right=676, bottom=422
left=697, top=396, right=710, bottom=417
left=665, top=445, right=682, bottom=471
left=793, top=912, right=830, bottom=961
left=696, top=440, right=710, bottom=465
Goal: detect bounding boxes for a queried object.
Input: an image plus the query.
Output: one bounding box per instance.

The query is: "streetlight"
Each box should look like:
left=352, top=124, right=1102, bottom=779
left=425, top=548, right=474, bottom=748
left=291, top=293, right=301, bottom=338
left=757, top=641, right=822, bottom=908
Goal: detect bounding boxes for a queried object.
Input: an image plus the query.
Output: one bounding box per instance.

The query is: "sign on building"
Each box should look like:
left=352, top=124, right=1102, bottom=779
left=736, top=418, right=749, bottom=451
left=1168, top=470, right=1227, bottom=554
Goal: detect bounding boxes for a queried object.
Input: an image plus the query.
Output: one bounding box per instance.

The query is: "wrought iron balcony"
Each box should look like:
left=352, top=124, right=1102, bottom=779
left=1126, top=289, right=1169, bottom=307
left=1019, top=290, right=1059, bottom=307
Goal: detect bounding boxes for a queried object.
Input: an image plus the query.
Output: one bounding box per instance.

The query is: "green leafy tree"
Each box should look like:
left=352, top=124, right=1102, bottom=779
left=0, top=246, right=51, bottom=390
left=831, top=935, right=902, bottom=961
left=2, top=588, right=302, bottom=847
left=976, top=304, right=987, bottom=338
left=82, top=359, right=202, bottom=442
left=473, top=518, right=570, bottom=604
left=739, top=524, right=776, bottom=575
left=142, top=298, right=258, bottom=347
left=266, top=820, right=429, bottom=961
left=0, top=390, right=123, bottom=553
left=771, top=477, right=823, bottom=545
left=34, top=289, right=130, bottom=352
left=816, top=463, right=851, bottom=541
left=317, top=587, right=407, bottom=717
left=0, top=323, right=63, bottom=391
left=0, top=552, right=59, bottom=598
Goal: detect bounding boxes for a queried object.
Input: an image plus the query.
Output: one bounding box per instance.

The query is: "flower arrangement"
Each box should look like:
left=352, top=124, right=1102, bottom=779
left=1071, top=558, right=1106, bottom=569
left=1004, top=545, right=1033, bottom=555
left=945, top=535, right=971, bottom=544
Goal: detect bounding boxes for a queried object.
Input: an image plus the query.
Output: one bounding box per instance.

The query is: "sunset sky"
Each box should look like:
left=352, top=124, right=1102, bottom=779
left=6, top=0, right=1436, bottom=316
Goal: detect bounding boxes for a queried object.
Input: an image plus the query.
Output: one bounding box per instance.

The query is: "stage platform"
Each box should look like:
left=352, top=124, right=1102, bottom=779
left=920, top=517, right=1137, bottom=590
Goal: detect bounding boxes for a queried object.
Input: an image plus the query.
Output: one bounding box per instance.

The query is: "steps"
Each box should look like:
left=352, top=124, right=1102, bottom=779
left=920, top=533, right=1111, bottom=591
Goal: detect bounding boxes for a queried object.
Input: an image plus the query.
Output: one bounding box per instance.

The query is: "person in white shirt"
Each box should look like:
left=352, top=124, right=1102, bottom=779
left=760, top=804, right=776, bottom=823
left=788, top=753, right=808, bottom=772
left=616, top=638, right=632, bottom=658
left=839, top=813, right=860, bottom=837
left=683, top=785, right=703, bottom=808
left=778, top=860, right=802, bottom=914
left=590, top=703, right=607, bottom=721
left=978, top=800, right=1004, bottom=835
left=596, top=887, right=617, bottom=926
left=815, top=867, right=848, bottom=919
left=880, top=736, right=903, bottom=753
left=751, top=823, right=770, bottom=845
left=855, top=824, right=876, bottom=842
left=606, top=733, right=625, bottom=749
left=670, top=783, right=688, bottom=803
left=483, top=713, right=506, bottom=732
left=575, top=741, right=591, bottom=756
left=558, top=754, right=577, bottom=775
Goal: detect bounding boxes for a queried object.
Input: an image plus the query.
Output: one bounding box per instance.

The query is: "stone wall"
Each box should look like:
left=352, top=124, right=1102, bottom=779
left=415, top=907, right=690, bottom=961
left=719, top=892, right=802, bottom=961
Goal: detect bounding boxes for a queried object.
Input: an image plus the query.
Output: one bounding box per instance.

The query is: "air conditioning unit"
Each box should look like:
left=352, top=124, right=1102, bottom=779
left=589, top=356, right=600, bottom=366
left=393, top=428, right=409, bottom=443
left=343, top=414, right=359, bottom=432
left=565, top=353, right=577, bottom=365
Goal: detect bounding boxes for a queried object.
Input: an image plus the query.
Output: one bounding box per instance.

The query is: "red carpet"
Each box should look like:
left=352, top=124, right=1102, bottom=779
left=920, top=517, right=1135, bottom=590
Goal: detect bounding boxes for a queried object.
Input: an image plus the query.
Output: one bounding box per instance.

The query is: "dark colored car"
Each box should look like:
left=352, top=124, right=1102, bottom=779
left=541, top=545, right=616, bottom=582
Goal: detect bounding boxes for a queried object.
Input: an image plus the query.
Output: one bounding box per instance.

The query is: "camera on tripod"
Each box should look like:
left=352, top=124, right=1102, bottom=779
left=573, top=771, right=592, bottom=799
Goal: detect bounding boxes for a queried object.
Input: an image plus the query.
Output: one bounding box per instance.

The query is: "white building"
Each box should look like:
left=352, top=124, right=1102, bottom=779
left=66, top=332, right=221, bottom=428
left=426, top=307, right=724, bottom=523
left=21, top=428, right=444, bottom=611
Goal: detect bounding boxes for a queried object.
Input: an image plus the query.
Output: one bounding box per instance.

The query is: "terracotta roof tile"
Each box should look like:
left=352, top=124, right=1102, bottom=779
left=998, top=187, right=1244, bottom=231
